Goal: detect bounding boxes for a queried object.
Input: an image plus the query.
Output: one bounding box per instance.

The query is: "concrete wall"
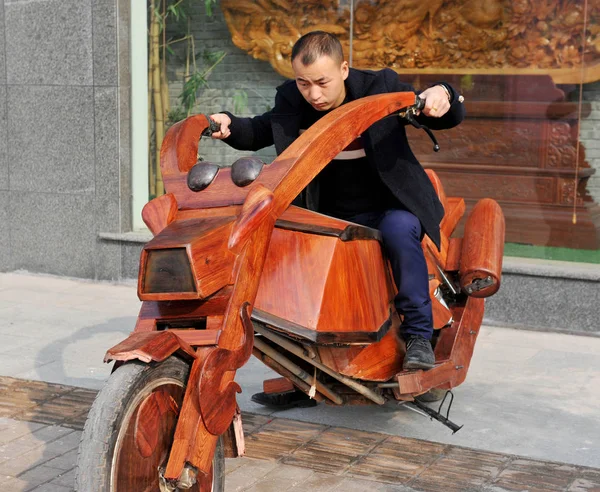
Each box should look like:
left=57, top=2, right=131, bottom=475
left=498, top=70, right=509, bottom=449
left=0, top=0, right=131, bottom=279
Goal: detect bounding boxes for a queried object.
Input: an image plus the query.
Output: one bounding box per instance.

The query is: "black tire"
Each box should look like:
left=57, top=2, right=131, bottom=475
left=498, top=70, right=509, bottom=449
left=75, top=357, right=225, bottom=491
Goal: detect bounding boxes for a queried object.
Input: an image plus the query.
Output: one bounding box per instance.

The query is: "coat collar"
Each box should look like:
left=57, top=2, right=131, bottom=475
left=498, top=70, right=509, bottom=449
left=344, top=68, right=377, bottom=101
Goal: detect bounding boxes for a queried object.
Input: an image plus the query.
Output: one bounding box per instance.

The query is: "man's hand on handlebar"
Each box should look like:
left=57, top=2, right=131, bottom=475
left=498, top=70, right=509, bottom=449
left=418, top=85, right=451, bottom=118
left=208, top=113, right=231, bottom=139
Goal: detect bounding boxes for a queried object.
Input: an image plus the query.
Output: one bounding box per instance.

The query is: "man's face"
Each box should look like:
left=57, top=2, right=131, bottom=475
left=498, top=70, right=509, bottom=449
left=292, top=55, right=349, bottom=111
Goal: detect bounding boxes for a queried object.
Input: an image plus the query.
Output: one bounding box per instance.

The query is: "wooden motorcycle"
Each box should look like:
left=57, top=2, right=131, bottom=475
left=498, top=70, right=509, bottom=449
left=76, top=92, right=505, bottom=491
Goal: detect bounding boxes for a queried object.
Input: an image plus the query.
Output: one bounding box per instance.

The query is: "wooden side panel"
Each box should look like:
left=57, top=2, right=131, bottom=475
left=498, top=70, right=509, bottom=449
left=317, top=324, right=405, bottom=382
left=255, top=229, right=336, bottom=330
left=317, top=239, right=392, bottom=335
left=441, top=197, right=466, bottom=239
left=188, top=224, right=236, bottom=298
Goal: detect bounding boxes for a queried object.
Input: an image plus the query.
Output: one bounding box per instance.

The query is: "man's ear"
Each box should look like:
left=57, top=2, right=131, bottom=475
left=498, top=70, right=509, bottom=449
left=341, top=60, right=349, bottom=80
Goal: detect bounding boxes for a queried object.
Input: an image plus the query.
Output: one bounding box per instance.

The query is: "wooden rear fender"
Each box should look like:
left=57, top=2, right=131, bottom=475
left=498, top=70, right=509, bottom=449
left=104, top=331, right=219, bottom=364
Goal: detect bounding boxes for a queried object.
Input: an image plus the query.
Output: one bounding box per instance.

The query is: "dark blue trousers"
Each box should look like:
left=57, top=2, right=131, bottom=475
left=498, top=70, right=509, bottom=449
left=346, top=209, right=433, bottom=341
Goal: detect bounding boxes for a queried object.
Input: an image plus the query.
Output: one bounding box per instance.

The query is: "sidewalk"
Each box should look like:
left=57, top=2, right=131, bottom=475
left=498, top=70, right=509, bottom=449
left=1, top=271, right=600, bottom=491
left=2, top=376, right=600, bottom=492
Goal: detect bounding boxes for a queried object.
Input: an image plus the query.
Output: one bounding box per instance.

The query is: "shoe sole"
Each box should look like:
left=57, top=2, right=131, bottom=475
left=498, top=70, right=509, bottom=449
left=402, top=360, right=435, bottom=370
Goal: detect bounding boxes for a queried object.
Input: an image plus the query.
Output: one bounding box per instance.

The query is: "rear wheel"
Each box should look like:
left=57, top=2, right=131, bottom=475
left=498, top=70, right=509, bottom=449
left=76, top=357, right=224, bottom=491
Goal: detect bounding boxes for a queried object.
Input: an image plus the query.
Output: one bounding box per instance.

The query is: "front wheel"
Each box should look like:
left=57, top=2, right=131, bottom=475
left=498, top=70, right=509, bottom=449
left=75, top=357, right=224, bottom=491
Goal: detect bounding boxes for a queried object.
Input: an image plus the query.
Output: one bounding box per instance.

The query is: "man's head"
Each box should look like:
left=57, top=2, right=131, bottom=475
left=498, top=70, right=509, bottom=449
left=291, top=31, right=349, bottom=111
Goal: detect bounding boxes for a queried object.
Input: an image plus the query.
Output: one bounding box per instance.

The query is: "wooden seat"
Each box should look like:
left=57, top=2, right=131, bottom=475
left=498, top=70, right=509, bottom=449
left=276, top=206, right=382, bottom=242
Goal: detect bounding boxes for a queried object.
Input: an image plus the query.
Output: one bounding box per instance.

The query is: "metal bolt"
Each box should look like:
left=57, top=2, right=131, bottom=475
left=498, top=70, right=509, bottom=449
left=455, top=365, right=464, bottom=370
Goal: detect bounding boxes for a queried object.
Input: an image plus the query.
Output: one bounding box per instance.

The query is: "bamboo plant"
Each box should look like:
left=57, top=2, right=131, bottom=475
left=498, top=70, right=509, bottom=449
left=147, top=0, right=221, bottom=198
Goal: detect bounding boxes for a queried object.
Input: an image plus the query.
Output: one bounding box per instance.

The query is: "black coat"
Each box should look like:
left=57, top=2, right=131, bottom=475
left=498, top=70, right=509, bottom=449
left=223, top=68, right=465, bottom=249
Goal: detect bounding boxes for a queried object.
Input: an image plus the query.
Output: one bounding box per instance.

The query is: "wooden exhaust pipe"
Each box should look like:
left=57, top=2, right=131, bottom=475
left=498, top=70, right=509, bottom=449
left=459, top=198, right=505, bottom=298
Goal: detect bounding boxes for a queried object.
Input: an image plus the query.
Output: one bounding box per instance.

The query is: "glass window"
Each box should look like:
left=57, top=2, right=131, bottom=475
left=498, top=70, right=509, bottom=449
left=142, top=0, right=599, bottom=263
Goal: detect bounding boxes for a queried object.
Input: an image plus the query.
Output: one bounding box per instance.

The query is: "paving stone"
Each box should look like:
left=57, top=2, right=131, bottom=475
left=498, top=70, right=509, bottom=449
left=0, top=376, right=600, bottom=492
left=42, top=449, right=78, bottom=471
left=31, top=483, right=72, bottom=492
left=0, top=420, right=45, bottom=445
left=332, top=477, right=414, bottom=491
left=289, top=471, right=346, bottom=491
left=222, top=459, right=280, bottom=491
left=2, top=476, right=29, bottom=491
left=0, top=430, right=79, bottom=476
left=48, top=467, right=75, bottom=488
left=14, top=465, right=65, bottom=491
left=244, top=463, right=316, bottom=490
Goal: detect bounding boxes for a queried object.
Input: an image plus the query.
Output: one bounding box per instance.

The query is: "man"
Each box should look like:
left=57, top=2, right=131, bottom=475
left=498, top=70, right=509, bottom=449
left=210, top=31, right=464, bottom=405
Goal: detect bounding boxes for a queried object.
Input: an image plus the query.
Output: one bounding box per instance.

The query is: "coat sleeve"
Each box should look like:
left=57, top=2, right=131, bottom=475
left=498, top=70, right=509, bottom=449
left=220, top=107, right=274, bottom=152
left=219, top=88, right=293, bottom=151
left=381, top=68, right=465, bottom=131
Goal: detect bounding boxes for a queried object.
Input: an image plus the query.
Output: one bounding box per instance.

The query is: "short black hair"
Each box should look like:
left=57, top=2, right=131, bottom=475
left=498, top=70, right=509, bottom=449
left=291, top=31, right=344, bottom=66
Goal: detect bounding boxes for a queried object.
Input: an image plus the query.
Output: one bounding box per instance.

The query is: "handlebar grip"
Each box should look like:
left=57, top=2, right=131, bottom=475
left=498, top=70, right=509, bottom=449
left=414, top=96, right=425, bottom=111
left=201, top=116, right=221, bottom=137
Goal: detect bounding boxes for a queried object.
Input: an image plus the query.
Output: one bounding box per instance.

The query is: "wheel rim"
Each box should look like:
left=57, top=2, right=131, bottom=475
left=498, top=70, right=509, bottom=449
left=110, top=376, right=214, bottom=491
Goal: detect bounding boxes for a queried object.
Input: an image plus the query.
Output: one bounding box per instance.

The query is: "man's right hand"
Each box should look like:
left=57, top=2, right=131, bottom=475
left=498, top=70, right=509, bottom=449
left=208, top=113, right=232, bottom=139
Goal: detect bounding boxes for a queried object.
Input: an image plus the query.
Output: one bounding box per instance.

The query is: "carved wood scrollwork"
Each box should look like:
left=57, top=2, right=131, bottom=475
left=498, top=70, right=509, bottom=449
left=547, top=122, right=579, bottom=169
left=221, top=0, right=600, bottom=83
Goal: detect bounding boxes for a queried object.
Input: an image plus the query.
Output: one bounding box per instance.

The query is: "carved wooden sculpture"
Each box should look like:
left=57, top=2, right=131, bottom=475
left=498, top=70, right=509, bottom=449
left=77, top=92, right=505, bottom=491
left=221, top=0, right=600, bottom=83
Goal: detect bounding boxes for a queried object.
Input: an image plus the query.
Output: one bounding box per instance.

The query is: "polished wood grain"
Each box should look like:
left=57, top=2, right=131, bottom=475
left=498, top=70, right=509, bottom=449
left=254, top=228, right=392, bottom=341
left=440, top=197, right=466, bottom=240
left=317, top=324, right=404, bottom=382
left=167, top=329, right=221, bottom=347
left=142, top=192, right=178, bottom=236
left=460, top=198, right=505, bottom=298
left=263, top=377, right=295, bottom=394
left=104, top=331, right=198, bottom=363
left=228, top=185, right=274, bottom=253
left=138, top=217, right=236, bottom=301
left=275, top=206, right=382, bottom=242
left=116, top=91, right=507, bottom=488
left=135, top=287, right=233, bottom=328
left=134, top=387, right=180, bottom=458
left=445, top=237, right=463, bottom=271
left=163, top=348, right=218, bottom=482
left=114, top=383, right=187, bottom=490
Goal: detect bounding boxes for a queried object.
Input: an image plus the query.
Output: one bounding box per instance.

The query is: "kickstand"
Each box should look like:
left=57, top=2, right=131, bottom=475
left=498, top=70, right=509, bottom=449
left=407, top=391, right=463, bottom=434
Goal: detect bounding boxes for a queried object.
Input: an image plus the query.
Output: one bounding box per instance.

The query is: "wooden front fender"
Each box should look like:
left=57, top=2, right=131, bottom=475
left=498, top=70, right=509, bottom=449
left=104, top=330, right=219, bottom=364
